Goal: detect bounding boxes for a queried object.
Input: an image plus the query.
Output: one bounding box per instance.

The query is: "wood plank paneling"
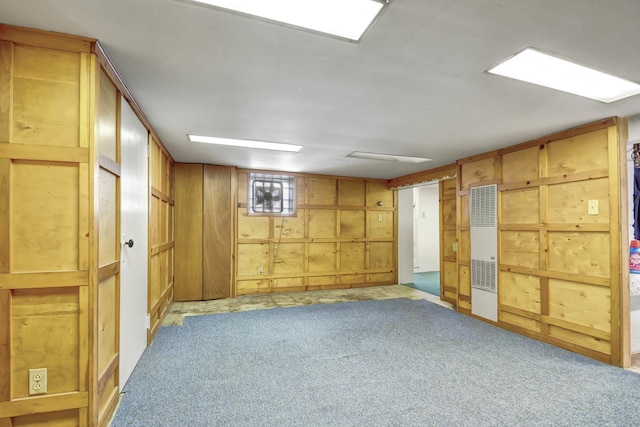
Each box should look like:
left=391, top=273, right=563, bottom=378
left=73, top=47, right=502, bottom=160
left=0, top=289, right=9, bottom=401
left=0, top=158, right=10, bottom=272
left=11, top=162, right=80, bottom=272
left=97, top=168, right=117, bottom=267
left=12, top=288, right=80, bottom=398
left=203, top=165, right=232, bottom=300
left=217, top=171, right=400, bottom=294
left=309, top=210, right=337, bottom=239
left=174, top=164, right=202, bottom=301
left=308, top=177, right=336, bottom=205
left=339, top=180, right=365, bottom=206
left=0, top=41, right=12, bottom=143
left=502, top=146, right=539, bottom=184
left=12, top=47, right=80, bottom=147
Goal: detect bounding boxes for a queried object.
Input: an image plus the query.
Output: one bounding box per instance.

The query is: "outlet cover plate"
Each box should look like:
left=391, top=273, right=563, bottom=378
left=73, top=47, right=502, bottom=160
left=29, top=368, right=47, bottom=395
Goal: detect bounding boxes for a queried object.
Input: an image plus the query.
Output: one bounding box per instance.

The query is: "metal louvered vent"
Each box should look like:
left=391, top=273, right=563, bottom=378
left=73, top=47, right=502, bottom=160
left=470, top=184, right=498, bottom=322
left=471, top=259, right=497, bottom=293
left=471, top=184, right=496, bottom=228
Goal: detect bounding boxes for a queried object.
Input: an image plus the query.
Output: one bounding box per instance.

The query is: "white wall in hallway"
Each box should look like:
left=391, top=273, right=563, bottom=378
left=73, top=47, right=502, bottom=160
left=397, top=188, right=414, bottom=284
left=414, top=186, right=439, bottom=272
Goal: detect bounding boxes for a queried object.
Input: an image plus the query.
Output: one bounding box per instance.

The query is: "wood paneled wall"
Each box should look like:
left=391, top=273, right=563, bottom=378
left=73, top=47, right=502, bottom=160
left=148, top=136, right=174, bottom=341
left=236, top=171, right=397, bottom=295
left=94, top=69, right=121, bottom=426
left=440, top=178, right=457, bottom=305
left=174, top=164, right=235, bottom=301
left=0, top=24, right=175, bottom=425
left=455, top=118, right=628, bottom=365
left=0, top=28, right=93, bottom=426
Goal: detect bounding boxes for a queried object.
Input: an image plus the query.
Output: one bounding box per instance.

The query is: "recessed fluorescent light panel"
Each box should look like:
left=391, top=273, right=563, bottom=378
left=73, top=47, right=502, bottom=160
left=347, top=151, right=432, bottom=164
left=188, top=0, right=388, bottom=41
left=189, top=135, right=303, bottom=152
left=488, top=47, right=640, bottom=103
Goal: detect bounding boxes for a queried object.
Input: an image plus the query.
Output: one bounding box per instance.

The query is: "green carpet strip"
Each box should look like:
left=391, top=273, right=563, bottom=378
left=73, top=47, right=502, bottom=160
left=403, top=271, right=440, bottom=296
left=112, top=298, right=640, bottom=426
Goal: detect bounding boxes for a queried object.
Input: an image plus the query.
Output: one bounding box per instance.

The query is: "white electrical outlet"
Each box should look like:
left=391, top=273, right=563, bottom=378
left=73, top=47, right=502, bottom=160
left=29, top=368, right=47, bottom=395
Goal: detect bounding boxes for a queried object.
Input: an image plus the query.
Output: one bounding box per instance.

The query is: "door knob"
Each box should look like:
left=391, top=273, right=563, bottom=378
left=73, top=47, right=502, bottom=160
left=124, top=239, right=134, bottom=248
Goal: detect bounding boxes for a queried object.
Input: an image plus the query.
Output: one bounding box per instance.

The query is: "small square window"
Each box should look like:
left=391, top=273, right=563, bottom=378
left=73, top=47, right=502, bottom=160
left=249, top=173, right=296, bottom=215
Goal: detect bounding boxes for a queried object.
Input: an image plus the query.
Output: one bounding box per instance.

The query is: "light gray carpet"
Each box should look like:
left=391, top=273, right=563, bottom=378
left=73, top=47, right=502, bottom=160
left=112, top=299, right=640, bottom=426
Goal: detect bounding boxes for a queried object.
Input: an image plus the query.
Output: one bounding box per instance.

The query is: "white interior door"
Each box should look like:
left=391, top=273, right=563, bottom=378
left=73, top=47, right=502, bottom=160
left=119, top=99, right=149, bottom=388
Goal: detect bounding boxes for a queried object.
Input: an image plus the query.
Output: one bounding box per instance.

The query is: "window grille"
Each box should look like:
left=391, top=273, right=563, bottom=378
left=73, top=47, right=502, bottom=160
left=249, top=173, right=296, bottom=215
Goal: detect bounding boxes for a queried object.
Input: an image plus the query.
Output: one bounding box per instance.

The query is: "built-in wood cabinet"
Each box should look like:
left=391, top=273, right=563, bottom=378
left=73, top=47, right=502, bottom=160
left=174, top=163, right=236, bottom=301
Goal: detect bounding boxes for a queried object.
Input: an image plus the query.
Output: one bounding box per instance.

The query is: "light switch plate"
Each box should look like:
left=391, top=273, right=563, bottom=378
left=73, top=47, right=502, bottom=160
left=588, top=200, right=599, bottom=215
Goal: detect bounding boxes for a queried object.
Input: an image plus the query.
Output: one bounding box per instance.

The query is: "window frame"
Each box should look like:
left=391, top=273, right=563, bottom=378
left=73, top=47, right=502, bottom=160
left=247, top=172, right=297, bottom=217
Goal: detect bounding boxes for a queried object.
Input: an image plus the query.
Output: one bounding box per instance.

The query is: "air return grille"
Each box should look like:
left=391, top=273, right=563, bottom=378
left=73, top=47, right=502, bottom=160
left=471, top=259, right=497, bottom=293
left=471, top=184, right=497, bottom=228
left=470, top=184, right=498, bottom=322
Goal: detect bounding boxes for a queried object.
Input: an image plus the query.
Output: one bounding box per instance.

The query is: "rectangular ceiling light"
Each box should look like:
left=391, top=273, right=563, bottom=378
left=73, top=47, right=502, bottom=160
left=488, top=47, right=640, bottom=103
left=189, top=0, right=387, bottom=41
left=189, top=134, right=303, bottom=152
left=347, top=151, right=432, bottom=164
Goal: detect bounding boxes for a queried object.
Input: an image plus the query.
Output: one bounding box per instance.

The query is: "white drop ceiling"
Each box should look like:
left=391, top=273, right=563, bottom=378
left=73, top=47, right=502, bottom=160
left=1, top=0, right=640, bottom=179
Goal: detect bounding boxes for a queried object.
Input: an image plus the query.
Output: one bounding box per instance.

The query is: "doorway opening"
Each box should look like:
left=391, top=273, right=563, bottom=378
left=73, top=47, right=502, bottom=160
left=400, top=184, right=440, bottom=296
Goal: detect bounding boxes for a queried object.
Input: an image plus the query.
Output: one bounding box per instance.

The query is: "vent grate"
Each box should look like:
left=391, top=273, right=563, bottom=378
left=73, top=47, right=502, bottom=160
left=471, top=185, right=497, bottom=227
left=471, top=259, right=497, bottom=293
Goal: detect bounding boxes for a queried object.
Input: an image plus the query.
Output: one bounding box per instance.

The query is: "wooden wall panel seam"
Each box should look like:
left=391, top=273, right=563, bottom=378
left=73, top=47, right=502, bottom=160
left=0, top=271, right=89, bottom=289
left=0, top=24, right=94, bottom=53
left=607, top=124, right=627, bottom=366
left=499, top=264, right=609, bottom=287
left=499, top=224, right=609, bottom=232
left=97, top=261, right=119, bottom=282
left=0, top=289, right=9, bottom=401
left=542, top=315, right=611, bottom=340
left=388, top=163, right=457, bottom=189
left=0, top=158, right=10, bottom=274
left=98, top=154, right=120, bottom=177
left=150, top=241, right=174, bottom=255
left=96, top=354, right=118, bottom=396
left=497, top=117, right=617, bottom=157
left=0, top=143, right=89, bottom=163
left=151, top=187, right=171, bottom=204
left=497, top=321, right=610, bottom=364
left=498, top=168, right=608, bottom=191
left=0, top=391, right=89, bottom=418
left=0, top=40, right=12, bottom=144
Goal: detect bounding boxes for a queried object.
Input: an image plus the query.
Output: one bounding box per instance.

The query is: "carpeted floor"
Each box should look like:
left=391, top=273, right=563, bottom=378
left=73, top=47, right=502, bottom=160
left=403, top=271, right=440, bottom=296
left=112, top=298, right=640, bottom=426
